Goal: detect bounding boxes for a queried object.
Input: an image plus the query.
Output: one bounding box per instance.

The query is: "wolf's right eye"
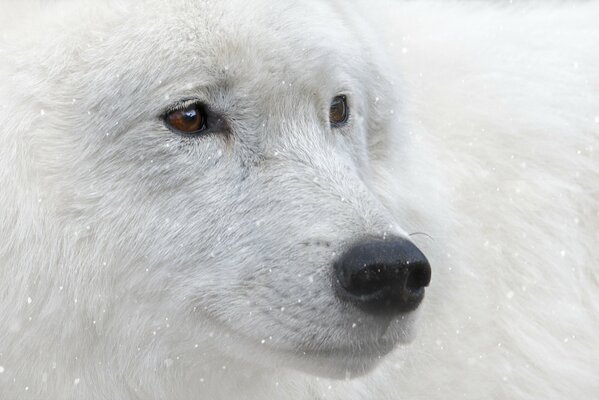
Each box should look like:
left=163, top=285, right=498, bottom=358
left=165, top=103, right=207, bottom=135
left=330, top=95, right=349, bottom=127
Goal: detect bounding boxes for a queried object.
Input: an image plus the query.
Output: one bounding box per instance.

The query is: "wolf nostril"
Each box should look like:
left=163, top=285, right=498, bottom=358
left=406, top=262, right=431, bottom=290
left=334, top=238, right=431, bottom=314
left=350, top=264, right=390, bottom=295
left=350, top=263, right=409, bottom=296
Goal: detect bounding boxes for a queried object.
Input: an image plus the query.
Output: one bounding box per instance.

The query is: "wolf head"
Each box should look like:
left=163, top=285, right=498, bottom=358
left=0, top=0, right=442, bottom=393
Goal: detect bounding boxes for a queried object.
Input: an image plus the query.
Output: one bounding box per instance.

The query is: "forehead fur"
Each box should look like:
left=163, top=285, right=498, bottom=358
left=4, top=0, right=383, bottom=84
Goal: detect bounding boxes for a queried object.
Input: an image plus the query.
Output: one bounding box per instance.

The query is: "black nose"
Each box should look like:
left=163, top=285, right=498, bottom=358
left=334, top=238, right=431, bottom=314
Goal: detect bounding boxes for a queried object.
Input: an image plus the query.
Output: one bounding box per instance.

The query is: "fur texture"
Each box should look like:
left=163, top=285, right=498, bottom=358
left=0, top=0, right=598, bottom=399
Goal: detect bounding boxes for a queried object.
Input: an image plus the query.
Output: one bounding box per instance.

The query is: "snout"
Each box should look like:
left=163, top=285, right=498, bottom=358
left=334, top=238, right=431, bottom=314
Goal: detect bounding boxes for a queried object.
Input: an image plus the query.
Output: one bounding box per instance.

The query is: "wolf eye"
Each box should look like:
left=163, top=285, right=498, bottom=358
left=330, top=95, right=349, bottom=127
left=165, top=103, right=207, bottom=135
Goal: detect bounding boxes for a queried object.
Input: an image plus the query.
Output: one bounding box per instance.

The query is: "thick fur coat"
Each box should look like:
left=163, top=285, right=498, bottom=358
left=0, top=0, right=598, bottom=399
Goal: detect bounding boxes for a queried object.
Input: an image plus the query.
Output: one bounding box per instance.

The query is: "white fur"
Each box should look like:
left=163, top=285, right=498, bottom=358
left=0, top=0, right=598, bottom=399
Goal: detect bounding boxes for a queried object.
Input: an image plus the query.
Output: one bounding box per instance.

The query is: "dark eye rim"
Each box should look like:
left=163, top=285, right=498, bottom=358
left=330, top=94, right=350, bottom=128
left=162, top=100, right=209, bottom=136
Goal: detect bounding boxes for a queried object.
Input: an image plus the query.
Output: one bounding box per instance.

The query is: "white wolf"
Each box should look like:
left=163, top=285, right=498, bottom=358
left=0, top=0, right=598, bottom=399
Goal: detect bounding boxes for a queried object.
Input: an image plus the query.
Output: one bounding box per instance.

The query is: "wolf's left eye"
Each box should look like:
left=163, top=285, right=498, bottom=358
left=330, top=95, right=349, bottom=127
left=164, top=103, right=207, bottom=135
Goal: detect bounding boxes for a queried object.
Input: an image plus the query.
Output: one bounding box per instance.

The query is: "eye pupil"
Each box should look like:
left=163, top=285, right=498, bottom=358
left=330, top=95, right=349, bottom=127
left=165, top=103, right=207, bottom=134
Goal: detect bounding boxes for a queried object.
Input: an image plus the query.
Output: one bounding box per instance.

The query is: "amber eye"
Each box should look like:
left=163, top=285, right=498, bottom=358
left=165, top=103, right=207, bottom=134
left=330, top=95, right=349, bottom=127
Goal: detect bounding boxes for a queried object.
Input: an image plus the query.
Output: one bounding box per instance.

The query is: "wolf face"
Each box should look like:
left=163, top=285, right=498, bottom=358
left=0, top=0, right=437, bottom=395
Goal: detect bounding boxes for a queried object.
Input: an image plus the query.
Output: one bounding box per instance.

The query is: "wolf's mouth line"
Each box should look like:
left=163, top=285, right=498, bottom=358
left=293, top=339, right=396, bottom=359
left=197, top=308, right=399, bottom=359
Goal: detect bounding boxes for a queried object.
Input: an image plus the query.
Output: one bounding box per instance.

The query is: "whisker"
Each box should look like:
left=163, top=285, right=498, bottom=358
left=408, top=232, right=434, bottom=241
